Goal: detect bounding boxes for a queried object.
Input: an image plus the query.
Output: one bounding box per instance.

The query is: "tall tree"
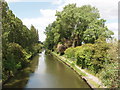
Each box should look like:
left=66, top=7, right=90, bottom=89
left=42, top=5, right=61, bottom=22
left=2, top=1, right=42, bottom=82
left=45, top=4, right=114, bottom=50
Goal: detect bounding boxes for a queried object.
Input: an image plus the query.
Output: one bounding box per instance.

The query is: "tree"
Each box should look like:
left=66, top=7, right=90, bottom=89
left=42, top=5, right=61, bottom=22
left=45, top=4, right=113, bottom=50
left=44, top=23, right=56, bottom=50
left=83, top=19, right=114, bottom=43
left=2, top=1, right=42, bottom=82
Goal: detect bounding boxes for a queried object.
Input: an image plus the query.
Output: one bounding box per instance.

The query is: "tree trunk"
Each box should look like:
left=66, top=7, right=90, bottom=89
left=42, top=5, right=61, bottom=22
left=72, top=39, right=77, bottom=47
left=75, top=34, right=82, bottom=46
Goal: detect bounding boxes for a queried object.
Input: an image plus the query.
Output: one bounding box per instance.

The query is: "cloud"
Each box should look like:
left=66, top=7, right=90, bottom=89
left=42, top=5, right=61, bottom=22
left=51, top=0, right=64, bottom=5
left=57, top=0, right=119, bottom=21
left=20, top=0, right=118, bottom=41
left=5, top=0, right=22, bottom=2
left=40, top=9, right=56, bottom=18
left=106, top=23, right=118, bottom=39
left=56, top=0, right=118, bottom=39
left=22, top=9, right=56, bottom=42
left=106, top=23, right=118, bottom=31
left=5, top=0, right=62, bottom=4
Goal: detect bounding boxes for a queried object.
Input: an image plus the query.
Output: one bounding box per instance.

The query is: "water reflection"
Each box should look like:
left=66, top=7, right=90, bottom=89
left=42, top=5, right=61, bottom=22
left=4, top=51, right=90, bottom=88
left=3, top=54, right=40, bottom=88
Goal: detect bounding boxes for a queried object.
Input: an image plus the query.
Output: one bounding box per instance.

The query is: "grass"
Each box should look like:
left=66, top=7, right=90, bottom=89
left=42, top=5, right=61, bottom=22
left=84, top=69, right=96, bottom=76
left=53, top=52, right=87, bottom=76
left=74, top=66, right=87, bottom=76
left=88, top=79, right=100, bottom=88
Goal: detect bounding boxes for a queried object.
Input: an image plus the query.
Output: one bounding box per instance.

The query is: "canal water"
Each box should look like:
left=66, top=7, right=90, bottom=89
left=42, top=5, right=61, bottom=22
left=4, top=51, right=90, bottom=88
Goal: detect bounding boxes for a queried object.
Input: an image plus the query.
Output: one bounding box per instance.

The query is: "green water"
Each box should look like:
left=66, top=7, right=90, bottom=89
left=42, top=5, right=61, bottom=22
left=4, top=51, right=90, bottom=88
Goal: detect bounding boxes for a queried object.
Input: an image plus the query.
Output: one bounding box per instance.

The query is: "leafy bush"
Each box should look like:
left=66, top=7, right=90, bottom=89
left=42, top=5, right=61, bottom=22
left=65, top=37, right=110, bottom=73
left=75, top=44, right=94, bottom=69
left=99, top=62, right=119, bottom=88
left=91, top=38, right=109, bottom=73
left=7, top=43, right=29, bottom=67
left=57, top=43, right=66, bottom=55
left=65, top=38, right=119, bottom=88
left=99, top=40, right=119, bottom=88
left=32, top=43, right=43, bottom=54
left=65, top=47, right=75, bottom=58
left=2, top=43, right=30, bottom=81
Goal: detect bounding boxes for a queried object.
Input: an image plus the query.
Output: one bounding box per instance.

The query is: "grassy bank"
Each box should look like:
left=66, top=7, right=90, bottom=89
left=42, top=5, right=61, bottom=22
left=51, top=51, right=105, bottom=88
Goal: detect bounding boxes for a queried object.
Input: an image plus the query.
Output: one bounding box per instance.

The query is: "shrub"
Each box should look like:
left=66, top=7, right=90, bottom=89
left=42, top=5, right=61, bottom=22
left=64, top=47, right=75, bottom=58
left=75, top=44, right=94, bottom=69
left=32, top=43, right=43, bottom=54
left=7, top=43, right=29, bottom=67
left=99, top=62, right=119, bottom=88
left=99, top=40, right=119, bottom=88
left=64, top=38, right=119, bottom=88
left=26, top=43, right=43, bottom=56
left=2, top=43, right=29, bottom=81
left=91, top=38, right=109, bottom=73
left=57, top=43, right=66, bottom=55
left=75, top=38, right=109, bottom=73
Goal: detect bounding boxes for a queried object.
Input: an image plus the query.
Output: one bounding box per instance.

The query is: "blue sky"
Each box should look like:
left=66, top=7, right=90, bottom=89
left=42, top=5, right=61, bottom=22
left=8, top=2, right=58, bottom=19
left=6, top=0, right=118, bottom=42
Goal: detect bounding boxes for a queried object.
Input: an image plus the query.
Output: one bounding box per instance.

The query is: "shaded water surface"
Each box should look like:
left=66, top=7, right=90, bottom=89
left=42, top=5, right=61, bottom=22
left=4, top=51, right=90, bottom=88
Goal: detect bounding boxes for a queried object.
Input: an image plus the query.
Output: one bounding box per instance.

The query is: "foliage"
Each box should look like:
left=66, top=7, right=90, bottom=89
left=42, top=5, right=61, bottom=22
left=91, top=37, right=109, bottom=73
left=2, top=43, right=29, bottom=81
left=99, top=40, right=119, bottom=88
left=83, top=19, right=114, bottom=43
left=3, top=43, right=29, bottom=70
left=44, top=4, right=113, bottom=50
left=2, top=1, right=42, bottom=82
left=44, top=2, right=117, bottom=88
left=65, top=37, right=110, bottom=73
left=65, top=47, right=76, bottom=58
left=44, top=3, right=116, bottom=87
left=44, top=24, right=55, bottom=50
left=32, top=43, right=43, bottom=54
left=57, top=43, right=66, bottom=55
left=75, top=44, right=94, bottom=69
left=99, top=62, right=119, bottom=88
left=64, top=38, right=119, bottom=88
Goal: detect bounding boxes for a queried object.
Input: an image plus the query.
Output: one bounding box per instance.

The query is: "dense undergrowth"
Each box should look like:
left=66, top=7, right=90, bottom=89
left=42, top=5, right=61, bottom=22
left=64, top=38, right=119, bottom=88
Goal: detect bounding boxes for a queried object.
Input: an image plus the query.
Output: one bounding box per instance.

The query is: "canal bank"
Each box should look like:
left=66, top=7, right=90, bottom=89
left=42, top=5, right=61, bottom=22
left=51, top=51, right=105, bottom=88
left=3, top=51, right=91, bottom=88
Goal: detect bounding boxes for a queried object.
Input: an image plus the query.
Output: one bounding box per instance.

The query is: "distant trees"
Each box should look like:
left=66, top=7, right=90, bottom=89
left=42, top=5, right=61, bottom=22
left=2, top=1, right=42, bottom=82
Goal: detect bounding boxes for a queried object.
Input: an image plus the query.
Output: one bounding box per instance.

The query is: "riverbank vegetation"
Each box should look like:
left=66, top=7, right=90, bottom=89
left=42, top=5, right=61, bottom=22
left=44, top=4, right=119, bottom=88
left=2, top=1, right=43, bottom=83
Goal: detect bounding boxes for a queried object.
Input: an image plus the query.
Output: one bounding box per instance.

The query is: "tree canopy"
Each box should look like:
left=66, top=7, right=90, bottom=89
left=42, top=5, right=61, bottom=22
left=2, top=1, right=42, bottom=82
left=44, top=4, right=114, bottom=50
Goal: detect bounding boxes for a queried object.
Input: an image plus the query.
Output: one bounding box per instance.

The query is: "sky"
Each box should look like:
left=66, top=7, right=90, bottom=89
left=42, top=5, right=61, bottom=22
left=5, top=0, right=119, bottom=42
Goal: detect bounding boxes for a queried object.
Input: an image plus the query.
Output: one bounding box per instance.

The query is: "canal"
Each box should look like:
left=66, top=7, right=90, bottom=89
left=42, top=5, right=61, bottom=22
left=4, top=51, right=90, bottom=88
